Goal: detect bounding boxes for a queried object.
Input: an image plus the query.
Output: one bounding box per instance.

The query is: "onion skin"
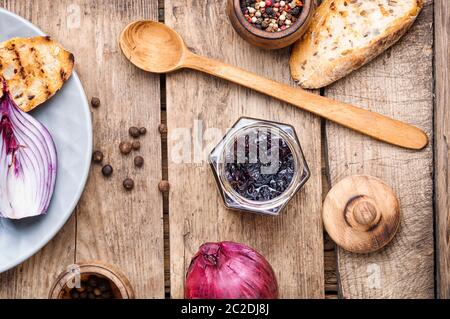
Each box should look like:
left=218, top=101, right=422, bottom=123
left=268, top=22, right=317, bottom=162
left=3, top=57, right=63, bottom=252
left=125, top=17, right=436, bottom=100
left=0, top=82, right=57, bottom=219
left=185, top=241, right=279, bottom=299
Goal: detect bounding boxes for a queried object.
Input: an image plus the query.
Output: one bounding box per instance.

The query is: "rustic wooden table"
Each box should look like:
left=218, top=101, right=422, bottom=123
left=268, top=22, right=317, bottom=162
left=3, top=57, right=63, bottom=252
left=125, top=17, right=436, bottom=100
left=0, top=0, right=448, bottom=299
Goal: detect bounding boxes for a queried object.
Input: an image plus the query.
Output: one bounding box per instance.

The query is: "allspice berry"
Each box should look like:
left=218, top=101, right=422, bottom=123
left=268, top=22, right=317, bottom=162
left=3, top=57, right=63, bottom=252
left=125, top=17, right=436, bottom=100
left=132, top=140, right=141, bottom=150
left=134, top=155, right=144, bottom=167
left=119, top=142, right=132, bottom=155
left=123, top=178, right=134, bottom=190
left=101, top=164, right=113, bottom=177
left=129, top=126, right=140, bottom=138
left=91, top=97, right=100, bottom=108
left=158, top=124, right=168, bottom=134
left=92, top=150, right=103, bottom=163
left=139, top=127, right=147, bottom=135
left=158, top=180, right=170, bottom=192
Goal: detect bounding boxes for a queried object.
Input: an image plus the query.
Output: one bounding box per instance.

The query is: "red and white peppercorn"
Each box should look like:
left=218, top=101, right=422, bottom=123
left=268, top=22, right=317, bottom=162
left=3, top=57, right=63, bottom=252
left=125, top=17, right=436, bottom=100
left=240, top=0, right=303, bottom=32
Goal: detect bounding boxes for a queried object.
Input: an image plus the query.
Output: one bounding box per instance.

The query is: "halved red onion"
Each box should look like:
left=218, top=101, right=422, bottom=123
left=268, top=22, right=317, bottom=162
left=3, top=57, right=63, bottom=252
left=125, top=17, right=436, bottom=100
left=185, top=241, right=279, bottom=299
left=0, top=83, right=57, bottom=219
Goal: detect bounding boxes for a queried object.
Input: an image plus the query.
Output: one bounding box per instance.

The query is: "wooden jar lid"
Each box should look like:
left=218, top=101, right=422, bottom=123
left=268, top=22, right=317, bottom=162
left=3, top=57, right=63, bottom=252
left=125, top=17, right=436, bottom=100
left=323, top=175, right=400, bottom=253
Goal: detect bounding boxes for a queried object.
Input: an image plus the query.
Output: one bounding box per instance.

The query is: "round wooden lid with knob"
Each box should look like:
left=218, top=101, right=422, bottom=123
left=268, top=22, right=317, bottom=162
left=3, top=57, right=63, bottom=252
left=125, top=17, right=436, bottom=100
left=323, top=175, right=400, bottom=253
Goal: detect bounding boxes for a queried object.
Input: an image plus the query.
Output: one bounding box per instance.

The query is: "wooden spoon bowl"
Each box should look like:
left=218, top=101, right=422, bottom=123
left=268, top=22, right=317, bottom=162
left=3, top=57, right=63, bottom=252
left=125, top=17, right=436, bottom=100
left=120, top=20, right=185, bottom=73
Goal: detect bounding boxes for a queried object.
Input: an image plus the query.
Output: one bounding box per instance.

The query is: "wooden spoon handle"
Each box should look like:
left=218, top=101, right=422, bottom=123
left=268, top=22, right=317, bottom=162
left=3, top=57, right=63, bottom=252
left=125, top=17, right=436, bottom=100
left=183, top=53, right=428, bottom=150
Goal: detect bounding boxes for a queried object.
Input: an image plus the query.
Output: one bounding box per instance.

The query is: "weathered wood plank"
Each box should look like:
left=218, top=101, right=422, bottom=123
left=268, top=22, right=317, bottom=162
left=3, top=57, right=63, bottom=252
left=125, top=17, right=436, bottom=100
left=325, top=1, right=434, bottom=298
left=0, top=0, right=165, bottom=298
left=435, top=0, right=450, bottom=299
left=166, top=0, right=324, bottom=299
left=0, top=0, right=75, bottom=298
left=0, top=0, right=77, bottom=299
left=71, top=0, right=164, bottom=298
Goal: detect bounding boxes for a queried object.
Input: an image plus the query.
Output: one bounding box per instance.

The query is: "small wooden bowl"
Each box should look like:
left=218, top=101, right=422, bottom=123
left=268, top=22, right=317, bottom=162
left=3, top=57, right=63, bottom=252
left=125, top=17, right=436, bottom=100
left=227, top=0, right=316, bottom=50
left=49, top=261, right=135, bottom=299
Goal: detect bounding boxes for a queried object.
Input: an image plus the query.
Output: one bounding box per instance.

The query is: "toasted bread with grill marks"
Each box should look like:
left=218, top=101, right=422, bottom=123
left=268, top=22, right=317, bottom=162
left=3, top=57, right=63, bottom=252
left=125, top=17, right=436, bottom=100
left=290, top=0, right=423, bottom=89
left=0, top=36, right=74, bottom=112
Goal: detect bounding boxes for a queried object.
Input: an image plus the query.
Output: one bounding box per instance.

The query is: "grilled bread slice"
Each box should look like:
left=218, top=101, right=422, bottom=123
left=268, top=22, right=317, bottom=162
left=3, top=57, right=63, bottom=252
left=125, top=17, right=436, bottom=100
left=0, top=36, right=74, bottom=112
left=290, top=0, right=423, bottom=89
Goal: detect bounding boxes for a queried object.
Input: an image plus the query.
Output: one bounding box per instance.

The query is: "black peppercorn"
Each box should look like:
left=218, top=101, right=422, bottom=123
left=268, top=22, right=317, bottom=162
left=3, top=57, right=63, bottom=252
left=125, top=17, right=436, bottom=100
left=119, top=141, right=132, bottom=155
left=134, top=156, right=144, bottom=167
left=139, top=127, right=147, bottom=135
left=132, top=140, right=141, bottom=150
left=123, top=178, right=134, bottom=190
left=66, top=275, right=116, bottom=299
left=70, top=289, right=79, bottom=299
left=91, top=97, right=100, bottom=108
left=88, top=276, right=98, bottom=287
left=98, top=279, right=110, bottom=292
left=101, top=164, right=113, bottom=177
left=129, top=126, right=140, bottom=138
left=102, top=291, right=112, bottom=299
left=92, top=150, right=104, bottom=163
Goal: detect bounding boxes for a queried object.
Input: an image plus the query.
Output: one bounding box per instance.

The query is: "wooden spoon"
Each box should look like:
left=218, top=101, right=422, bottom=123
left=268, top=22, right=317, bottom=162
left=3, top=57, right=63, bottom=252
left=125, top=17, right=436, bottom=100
left=119, top=20, right=428, bottom=150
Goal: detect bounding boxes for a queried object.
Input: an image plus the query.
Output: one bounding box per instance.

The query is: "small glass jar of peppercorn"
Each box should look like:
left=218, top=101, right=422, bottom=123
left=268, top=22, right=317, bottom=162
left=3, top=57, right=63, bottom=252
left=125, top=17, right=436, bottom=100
left=209, top=117, right=310, bottom=215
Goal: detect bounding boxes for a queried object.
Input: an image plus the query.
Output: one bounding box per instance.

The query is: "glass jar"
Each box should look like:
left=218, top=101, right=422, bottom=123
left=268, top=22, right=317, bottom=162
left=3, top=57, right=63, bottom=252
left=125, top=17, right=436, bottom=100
left=209, top=117, right=310, bottom=216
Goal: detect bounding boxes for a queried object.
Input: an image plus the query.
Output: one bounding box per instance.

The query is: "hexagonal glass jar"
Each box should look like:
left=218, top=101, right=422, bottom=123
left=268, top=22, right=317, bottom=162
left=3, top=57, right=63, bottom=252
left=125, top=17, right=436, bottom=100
left=209, top=117, right=310, bottom=216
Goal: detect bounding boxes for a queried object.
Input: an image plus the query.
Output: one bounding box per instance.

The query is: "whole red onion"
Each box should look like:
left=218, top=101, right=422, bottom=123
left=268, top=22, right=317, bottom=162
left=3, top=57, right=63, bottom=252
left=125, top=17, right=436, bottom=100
left=185, top=241, right=279, bottom=299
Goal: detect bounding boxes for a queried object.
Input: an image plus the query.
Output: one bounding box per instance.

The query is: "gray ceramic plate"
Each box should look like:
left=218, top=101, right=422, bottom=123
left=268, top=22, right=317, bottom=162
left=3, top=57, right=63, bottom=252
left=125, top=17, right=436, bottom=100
left=0, top=8, right=92, bottom=273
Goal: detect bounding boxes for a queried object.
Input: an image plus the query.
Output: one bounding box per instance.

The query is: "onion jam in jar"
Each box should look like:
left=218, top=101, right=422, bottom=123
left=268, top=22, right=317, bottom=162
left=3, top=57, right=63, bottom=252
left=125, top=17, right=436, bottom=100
left=209, top=117, right=309, bottom=215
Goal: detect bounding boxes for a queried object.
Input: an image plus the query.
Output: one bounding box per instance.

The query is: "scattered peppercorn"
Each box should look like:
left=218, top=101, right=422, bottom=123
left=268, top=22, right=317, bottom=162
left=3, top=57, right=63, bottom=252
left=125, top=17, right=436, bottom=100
left=139, top=127, right=147, bottom=135
left=91, top=97, right=101, bottom=108
left=158, top=124, right=168, bottom=134
left=102, top=164, right=113, bottom=177
left=64, top=275, right=116, bottom=299
left=132, top=140, right=141, bottom=150
left=134, top=155, right=144, bottom=167
left=123, top=178, right=134, bottom=190
left=92, top=150, right=104, bottom=163
left=158, top=180, right=170, bottom=193
left=129, top=126, right=140, bottom=138
left=240, top=0, right=303, bottom=32
left=119, top=141, right=132, bottom=155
